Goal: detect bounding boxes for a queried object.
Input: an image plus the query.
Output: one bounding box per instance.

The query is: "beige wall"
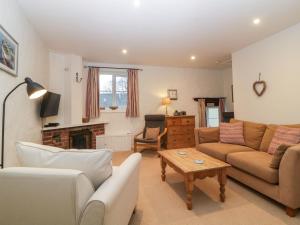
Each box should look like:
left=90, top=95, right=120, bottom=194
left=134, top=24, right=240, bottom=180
left=232, top=22, right=300, bottom=124
left=221, top=67, right=234, bottom=112
left=47, top=52, right=83, bottom=125
left=0, top=0, right=49, bottom=166
left=82, top=63, right=225, bottom=135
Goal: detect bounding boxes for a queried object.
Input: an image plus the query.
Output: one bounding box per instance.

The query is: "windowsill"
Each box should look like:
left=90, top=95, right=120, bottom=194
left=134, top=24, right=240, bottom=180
left=100, top=108, right=126, bottom=113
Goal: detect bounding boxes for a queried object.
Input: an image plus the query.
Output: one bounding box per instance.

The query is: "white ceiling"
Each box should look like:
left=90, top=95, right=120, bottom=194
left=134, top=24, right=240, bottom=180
left=17, top=0, right=300, bottom=68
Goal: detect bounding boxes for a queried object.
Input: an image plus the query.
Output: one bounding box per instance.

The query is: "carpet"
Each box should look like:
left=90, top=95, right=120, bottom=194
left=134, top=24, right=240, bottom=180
left=112, top=150, right=300, bottom=225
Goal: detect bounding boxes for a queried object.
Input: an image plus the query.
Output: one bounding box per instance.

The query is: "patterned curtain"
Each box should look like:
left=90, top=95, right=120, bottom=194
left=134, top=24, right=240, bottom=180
left=86, top=67, right=100, bottom=119
left=198, top=99, right=207, bottom=127
left=219, top=98, right=225, bottom=123
left=126, top=69, right=140, bottom=117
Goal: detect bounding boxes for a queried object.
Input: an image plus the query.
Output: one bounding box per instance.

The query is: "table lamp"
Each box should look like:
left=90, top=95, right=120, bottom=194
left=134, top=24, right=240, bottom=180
left=162, top=97, right=171, bottom=115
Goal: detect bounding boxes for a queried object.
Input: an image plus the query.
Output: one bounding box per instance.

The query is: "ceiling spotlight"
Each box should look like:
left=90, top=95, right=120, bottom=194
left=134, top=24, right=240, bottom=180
left=122, top=49, right=128, bottom=54
left=133, top=0, right=141, bottom=8
left=190, top=55, right=196, bottom=61
left=253, top=18, right=261, bottom=25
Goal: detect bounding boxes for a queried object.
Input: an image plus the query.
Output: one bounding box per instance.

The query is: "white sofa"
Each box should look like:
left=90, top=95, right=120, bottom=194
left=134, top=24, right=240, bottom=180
left=0, top=153, right=141, bottom=225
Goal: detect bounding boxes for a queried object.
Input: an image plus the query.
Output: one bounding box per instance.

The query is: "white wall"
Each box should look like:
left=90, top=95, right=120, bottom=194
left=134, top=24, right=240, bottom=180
left=232, top=22, right=300, bottom=124
left=82, top=63, right=224, bottom=135
left=0, top=0, right=49, bottom=166
left=47, top=52, right=83, bottom=125
left=221, top=67, right=234, bottom=112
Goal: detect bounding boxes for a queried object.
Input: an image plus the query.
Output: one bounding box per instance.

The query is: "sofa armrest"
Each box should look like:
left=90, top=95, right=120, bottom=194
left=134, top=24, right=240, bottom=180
left=279, top=144, right=300, bottom=209
left=0, top=167, right=94, bottom=225
left=194, top=127, right=220, bottom=145
left=80, top=153, right=142, bottom=225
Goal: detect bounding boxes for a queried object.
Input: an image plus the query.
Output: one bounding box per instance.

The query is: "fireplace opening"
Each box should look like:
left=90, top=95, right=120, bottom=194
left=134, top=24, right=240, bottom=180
left=69, top=129, right=92, bottom=149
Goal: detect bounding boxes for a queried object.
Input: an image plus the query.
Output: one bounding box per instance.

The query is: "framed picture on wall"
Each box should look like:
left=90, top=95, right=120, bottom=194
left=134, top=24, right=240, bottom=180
left=168, top=89, right=178, bottom=100
left=0, top=25, right=19, bottom=76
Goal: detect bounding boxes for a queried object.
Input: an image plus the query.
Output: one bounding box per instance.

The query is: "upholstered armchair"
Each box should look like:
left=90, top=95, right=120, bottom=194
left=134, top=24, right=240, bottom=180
left=134, top=114, right=167, bottom=152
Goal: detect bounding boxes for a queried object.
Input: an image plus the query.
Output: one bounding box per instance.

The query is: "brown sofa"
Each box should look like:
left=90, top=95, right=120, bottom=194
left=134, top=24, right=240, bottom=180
left=194, top=120, right=300, bottom=217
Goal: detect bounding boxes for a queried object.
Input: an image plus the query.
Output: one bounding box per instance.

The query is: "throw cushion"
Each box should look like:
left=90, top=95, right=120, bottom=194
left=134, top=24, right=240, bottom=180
left=269, top=144, right=290, bottom=169
left=16, top=141, right=112, bottom=189
left=260, top=125, right=278, bottom=152
left=268, top=126, right=300, bottom=154
left=220, top=122, right=245, bottom=145
left=231, top=119, right=266, bottom=150
left=260, top=124, right=300, bottom=152
left=198, top=127, right=220, bottom=143
left=145, top=127, right=160, bottom=139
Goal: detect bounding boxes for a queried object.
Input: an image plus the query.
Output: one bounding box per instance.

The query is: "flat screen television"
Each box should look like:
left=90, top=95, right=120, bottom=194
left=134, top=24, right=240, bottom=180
left=40, top=92, right=61, bottom=118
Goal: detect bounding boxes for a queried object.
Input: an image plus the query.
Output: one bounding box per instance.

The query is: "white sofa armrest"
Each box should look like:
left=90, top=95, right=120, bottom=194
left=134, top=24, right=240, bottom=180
left=0, top=167, right=94, bottom=225
left=80, top=153, right=142, bottom=225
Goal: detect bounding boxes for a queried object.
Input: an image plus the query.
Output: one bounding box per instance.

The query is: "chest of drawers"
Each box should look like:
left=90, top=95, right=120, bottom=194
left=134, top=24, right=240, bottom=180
left=165, top=115, right=195, bottom=149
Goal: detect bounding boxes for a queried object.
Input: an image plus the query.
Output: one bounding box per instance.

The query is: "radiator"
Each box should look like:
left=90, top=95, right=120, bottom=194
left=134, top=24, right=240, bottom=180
left=96, top=133, right=134, bottom=152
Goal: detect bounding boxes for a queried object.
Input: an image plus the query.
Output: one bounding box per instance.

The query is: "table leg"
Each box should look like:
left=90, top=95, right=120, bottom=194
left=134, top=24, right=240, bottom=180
left=160, top=157, right=167, bottom=181
left=184, top=173, right=194, bottom=210
left=218, top=169, right=227, bottom=202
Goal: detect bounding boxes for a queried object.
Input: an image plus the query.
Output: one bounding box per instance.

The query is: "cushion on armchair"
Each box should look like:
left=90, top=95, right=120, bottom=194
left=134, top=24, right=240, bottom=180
left=145, top=127, right=160, bottom=139
left=16, top=142, right=112, bottom=189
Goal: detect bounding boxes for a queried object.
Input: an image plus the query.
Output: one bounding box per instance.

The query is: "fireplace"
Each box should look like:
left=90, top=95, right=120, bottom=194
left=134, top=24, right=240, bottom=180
left=69, top=129, right=92, bottom=149
left=42, top=123, right=105, bottom=149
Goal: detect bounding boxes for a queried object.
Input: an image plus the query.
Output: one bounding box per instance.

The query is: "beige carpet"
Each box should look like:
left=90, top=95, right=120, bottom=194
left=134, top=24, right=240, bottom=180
left=112, top=150, right=300, bottom=225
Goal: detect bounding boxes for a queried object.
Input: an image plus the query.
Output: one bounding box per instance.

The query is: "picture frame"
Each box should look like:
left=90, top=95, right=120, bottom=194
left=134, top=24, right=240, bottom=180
left=0, top=24, right=19, bottom=76
left=168, top=89, right=178, bottom=100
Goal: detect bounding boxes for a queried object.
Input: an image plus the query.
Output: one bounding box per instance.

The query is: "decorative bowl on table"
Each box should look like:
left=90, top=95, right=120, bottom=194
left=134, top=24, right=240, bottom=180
left=109, top=106, right=119, bottom=110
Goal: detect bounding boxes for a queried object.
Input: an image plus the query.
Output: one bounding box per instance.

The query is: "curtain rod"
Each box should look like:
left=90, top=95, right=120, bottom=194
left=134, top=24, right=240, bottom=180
left=84, top=66, right=143, bottom=71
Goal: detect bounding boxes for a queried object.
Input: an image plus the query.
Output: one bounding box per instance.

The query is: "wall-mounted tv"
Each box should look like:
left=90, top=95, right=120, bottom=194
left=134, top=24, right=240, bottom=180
left=40, top=92, right=61, bottom=118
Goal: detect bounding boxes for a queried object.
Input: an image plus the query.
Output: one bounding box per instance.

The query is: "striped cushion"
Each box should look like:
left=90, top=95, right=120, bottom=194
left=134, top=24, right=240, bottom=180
left=268, top=126, right=300, bottom=154
left=220, top=122, right=245, bottom=145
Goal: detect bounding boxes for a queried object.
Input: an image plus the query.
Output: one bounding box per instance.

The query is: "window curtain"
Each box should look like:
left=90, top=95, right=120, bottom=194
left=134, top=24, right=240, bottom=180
left=126, top=69, right=140, bottom=117
left=198, top=99, right=207, bottom=127
left=86, top=67, right=100, bottom=119
left=219, top=98, right=225, bottom=123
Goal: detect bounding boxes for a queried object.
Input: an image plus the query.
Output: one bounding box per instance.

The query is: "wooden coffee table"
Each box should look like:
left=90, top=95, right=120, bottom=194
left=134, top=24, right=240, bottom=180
left=158, top=148, right=231, bottom=210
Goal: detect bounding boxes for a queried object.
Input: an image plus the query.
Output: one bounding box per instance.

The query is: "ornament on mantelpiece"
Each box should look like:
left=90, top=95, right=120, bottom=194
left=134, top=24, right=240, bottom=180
left=253, top=73, right=267, bottom=97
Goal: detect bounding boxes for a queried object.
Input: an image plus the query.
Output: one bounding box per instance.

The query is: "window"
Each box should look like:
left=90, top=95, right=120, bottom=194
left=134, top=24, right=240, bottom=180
left=206, top=106, right=220, bottom=127
left=99, top=70, right=128, bottom=110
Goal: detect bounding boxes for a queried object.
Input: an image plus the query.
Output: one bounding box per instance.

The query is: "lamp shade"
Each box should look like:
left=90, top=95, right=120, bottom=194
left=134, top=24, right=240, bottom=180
left=25, top=77, right=47, bottom=99
left=162, top=97, right=171, bottom=106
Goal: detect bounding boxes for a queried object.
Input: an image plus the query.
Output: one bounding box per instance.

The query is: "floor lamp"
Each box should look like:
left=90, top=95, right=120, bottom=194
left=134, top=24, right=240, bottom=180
left=1, top=77, right=47, bottom=169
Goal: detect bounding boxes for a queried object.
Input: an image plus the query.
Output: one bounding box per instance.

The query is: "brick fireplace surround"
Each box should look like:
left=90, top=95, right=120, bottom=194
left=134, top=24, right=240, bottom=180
left=42, top=122, right=106, bottom=149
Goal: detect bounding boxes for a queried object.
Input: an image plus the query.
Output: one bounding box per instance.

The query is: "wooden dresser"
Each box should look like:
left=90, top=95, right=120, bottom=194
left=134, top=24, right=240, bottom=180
left=165, top=115, right=195, bottom=149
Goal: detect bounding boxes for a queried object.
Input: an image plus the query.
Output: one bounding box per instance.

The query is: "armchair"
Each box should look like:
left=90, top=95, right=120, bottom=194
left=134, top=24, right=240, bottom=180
left=134, top=114, right=167, bottom=152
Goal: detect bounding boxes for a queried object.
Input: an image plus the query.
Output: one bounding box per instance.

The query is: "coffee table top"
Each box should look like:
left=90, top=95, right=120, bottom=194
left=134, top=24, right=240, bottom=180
left=158, top=148, right=230, bottom=173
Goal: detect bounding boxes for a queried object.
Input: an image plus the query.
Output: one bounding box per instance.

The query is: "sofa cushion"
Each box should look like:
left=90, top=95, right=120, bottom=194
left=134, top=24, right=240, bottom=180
left=198, top=127, right=220, bottom=143
left=259, top=125, right=278, bottom=152
left=16, top=142, right=112, bottom=189
left=260, top=124, right=300, bottom=152
left=227, top=151, right=279, bottom=184
left=270, top=144, right=290, bottom=169
left=231, top=119, right=266, bottom=150
left=268, top=126, right=300, bottom=154
left=197, top=143, right=254, bottom=161
left=220, top=122, right=245, bottom=145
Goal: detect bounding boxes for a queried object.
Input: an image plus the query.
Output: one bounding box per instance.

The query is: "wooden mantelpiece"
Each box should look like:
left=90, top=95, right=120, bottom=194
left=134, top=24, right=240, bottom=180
left=42, top=122, right=107, bottom=149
